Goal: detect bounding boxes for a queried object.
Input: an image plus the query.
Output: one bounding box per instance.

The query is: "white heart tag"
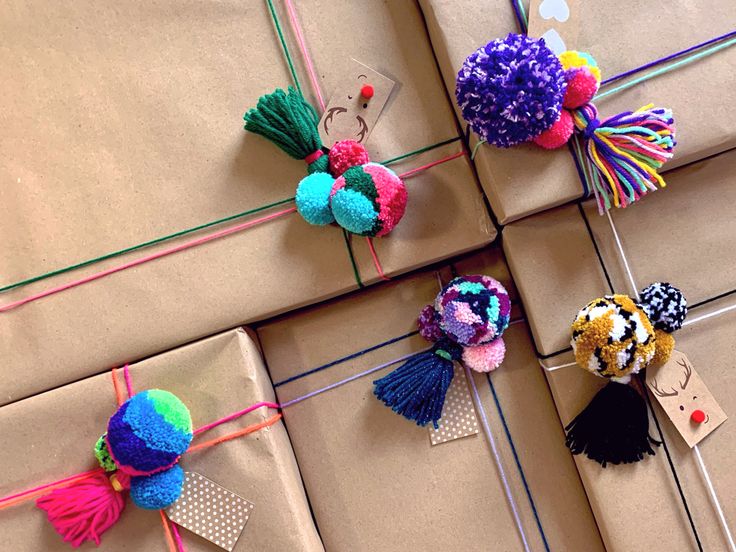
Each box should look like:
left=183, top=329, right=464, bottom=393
left=540, top=28, right=567, bottom=55
left=539, top=0, right=570, bottom=22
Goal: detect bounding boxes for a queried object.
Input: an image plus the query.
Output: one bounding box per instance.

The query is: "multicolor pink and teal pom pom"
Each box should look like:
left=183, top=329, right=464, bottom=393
left=330, top=163, right=407, bottom=237
left=434, top=275, right=511, bottom=346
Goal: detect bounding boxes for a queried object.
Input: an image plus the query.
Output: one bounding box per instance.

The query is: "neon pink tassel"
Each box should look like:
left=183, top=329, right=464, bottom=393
left=36, top=471, right=130, bottom=547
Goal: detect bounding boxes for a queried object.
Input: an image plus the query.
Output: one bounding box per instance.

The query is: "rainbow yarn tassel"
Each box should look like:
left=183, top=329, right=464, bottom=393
left=572, top=103, right=675, bottom=211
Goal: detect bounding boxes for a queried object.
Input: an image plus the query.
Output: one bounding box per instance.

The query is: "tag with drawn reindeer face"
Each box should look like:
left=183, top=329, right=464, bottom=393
left=646, top=350, right=727, bottom=447
left=318, top=59, right=395, bottom=149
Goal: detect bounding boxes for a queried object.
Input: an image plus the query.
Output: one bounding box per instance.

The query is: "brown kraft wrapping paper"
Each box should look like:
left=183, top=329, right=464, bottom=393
left=420, top=0, right=736, bottom=223
left=257, top=248, right=604, bottom=552
left=503, top=150, right=736, bottom=549
left=0, top=0, right=494, bottom=405
left=0, top=329, right=324, bottom=552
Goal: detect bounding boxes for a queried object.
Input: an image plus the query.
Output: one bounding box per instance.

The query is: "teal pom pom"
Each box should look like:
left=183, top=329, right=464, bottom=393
left=130, top=465, right=185, bottom=510
left=330, top=188, right=379, bottom=235
left=295, top=172, right=336, bottom=226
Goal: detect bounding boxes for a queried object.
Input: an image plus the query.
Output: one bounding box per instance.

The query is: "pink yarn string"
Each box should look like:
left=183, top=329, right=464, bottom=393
left=366, top=238, right=390, bottom=282
left=0, top=206, right=296, bottom=313
left=0, top=469, right=103, bottom=507
left=123, top=364, right=133, bottom=398
left=398, top=151, right=465, bottom=179
left=171, top=521, right=187, bottom=552
left=283, top=0, right=325, bottom=110
left=193, top=401, right=280, bottom=435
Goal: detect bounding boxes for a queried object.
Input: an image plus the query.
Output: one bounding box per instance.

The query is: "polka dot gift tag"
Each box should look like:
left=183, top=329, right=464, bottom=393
left=165, top=472, right=254, bottom=551
left=429, top=363, right=480, bottom=445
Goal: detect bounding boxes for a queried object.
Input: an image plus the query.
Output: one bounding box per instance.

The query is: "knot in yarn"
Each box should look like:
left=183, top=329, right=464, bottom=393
left=433, top=338, right=463, bottom=361
left=305, top=150, right=329, bottom=174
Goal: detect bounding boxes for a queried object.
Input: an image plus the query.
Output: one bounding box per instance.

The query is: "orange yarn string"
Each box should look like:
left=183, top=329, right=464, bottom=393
left=111, top=368, right=125, bottom=406
left=186, top=413, right=283, bottom=453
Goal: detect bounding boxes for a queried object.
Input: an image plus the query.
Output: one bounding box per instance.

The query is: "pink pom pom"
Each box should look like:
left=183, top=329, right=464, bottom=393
left=462, top=338, right=506, bottom=373
left=563, top=67, right=599, bottom=109
left=533, top=109, right=573, bottom=149
left=329, top=140, right=370, bottom=176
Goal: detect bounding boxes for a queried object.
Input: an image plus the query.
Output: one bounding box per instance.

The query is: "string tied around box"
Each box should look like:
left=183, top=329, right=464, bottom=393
left=542, top=207, right=736, bottom=551
left=373, top=275, right=511, bottom=428
left=0, top=365, right=282, bottom=551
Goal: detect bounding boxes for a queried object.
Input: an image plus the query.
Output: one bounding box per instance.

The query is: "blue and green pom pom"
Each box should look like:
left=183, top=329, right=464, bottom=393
left=106, top=389, right=193, bottom=477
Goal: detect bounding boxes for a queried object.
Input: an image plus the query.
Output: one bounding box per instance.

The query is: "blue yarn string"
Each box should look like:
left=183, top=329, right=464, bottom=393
left=511, top=0, right=528, bottom=34
left=486, top=373, right=550, bottom=552
left=272, top=330, right=419, bottom=387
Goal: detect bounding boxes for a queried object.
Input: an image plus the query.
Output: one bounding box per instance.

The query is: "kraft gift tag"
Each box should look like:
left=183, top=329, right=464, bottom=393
left=527, top=0, right=581, bottom=55
left=166, top=472, right=255, bottom=552
left=645, top=350, right=727, bottom=447
left=429, top=364, right=480, bottom=445
left=318, top=59, right=395, bottom=148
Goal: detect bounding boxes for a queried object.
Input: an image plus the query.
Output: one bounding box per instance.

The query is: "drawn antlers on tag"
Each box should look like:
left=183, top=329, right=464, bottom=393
left=649, top=358, right=693, bottom=398
left=649, top=377, right=679, bottom=398
left=677, top=358, right=692, bottom=389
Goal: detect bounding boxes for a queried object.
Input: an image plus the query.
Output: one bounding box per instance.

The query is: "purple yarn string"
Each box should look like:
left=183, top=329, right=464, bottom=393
left=602, top=29, right=736, bottom=85
left=278, top=350, right=427, bottom=409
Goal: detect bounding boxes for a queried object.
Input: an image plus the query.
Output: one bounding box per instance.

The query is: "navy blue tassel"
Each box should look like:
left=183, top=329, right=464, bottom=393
left=373, top=342, right=460, bottom=428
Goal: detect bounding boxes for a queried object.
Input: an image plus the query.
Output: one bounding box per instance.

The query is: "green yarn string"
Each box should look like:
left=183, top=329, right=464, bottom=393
left=0, top=197, right=295, bottom=293
left=382, top=136, right=461, bottom=166
left=0, top=138, right=457, bottom=293
left=341, top=229, right=364, bottom=288
left=244, top=87, right=323, bottom=160
left=265, top=0, right=302, bottom=94
left=596, top=36, right=736, bottom=100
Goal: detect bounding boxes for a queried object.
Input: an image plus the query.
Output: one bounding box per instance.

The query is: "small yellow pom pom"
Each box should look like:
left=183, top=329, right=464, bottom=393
left=652, top=330, right=675, bottom=365
left=559, top=50, right=602, bottom=82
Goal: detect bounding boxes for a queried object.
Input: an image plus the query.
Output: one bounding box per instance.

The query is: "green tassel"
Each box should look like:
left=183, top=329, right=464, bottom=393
left=244, top=87, right=324, bottom=162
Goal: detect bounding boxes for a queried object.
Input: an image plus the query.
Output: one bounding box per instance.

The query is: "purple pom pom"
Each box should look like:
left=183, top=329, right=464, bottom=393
left=456, top=34, right=566, bottom=148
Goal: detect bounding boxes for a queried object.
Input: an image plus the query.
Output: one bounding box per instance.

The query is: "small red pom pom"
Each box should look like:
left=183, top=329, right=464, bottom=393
left=691, top=410, right=706, bottom=424
left=533, top=109, right=573, bottom=149
left=563, top=68, right=599, bottom=109
left=328, top=140, right=370, bottom=176
left=360, top=85, right=374, bottom=99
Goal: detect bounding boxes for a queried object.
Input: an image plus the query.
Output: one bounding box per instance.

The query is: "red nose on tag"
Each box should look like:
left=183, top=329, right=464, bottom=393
left=360, top=85, right=374, bottom=99
left=691, top=409, right=706, bottom=424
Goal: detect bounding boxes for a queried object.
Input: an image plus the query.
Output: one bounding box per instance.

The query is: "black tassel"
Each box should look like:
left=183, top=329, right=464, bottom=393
left=373, top=342, right=460, bottom=428
left=565, top=381, right=660, bottom=467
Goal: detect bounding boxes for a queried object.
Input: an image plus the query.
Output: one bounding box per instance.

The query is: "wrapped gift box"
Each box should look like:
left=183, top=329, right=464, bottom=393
left=0, top=0, right=494, bottom=405
left=503, top=150, right=736, bottom=549
left=257, top=248, right=603, bottom=551
left=420, top=0, right=736, bottom=223
left=0, top=329, right=324, bottom=551
left=0, top=0, right=495, bottom=404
